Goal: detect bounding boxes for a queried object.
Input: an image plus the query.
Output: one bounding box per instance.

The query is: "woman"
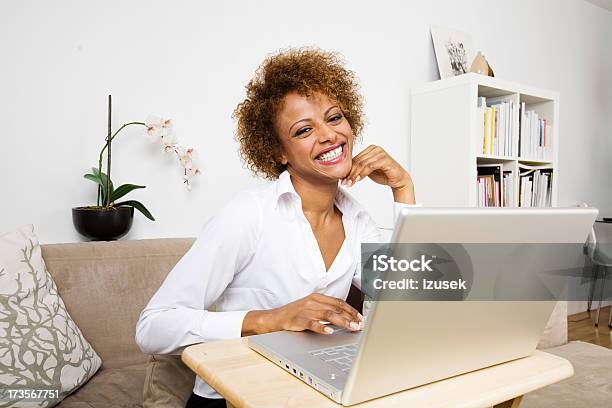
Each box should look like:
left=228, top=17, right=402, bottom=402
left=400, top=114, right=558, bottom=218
left=136, top=48, right=416, bottom=408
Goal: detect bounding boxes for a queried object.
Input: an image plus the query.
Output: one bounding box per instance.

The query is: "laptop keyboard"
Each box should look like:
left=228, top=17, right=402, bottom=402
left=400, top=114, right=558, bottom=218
left=310, top=343, right=358, bottom=373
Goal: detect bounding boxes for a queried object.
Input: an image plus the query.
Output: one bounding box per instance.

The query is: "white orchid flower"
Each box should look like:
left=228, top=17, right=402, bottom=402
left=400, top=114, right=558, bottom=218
left=144, top=115, right=200, bottom=190
left=179, top=148, right=194, bottom=168
left=161, top=132, right=178, bottom=152
left=145, top=116, right=162, bottom=137
left=145, top=116, right=173, bottom=138
left=184, top=176, right=192, bottom=191
left=185, top=166, right=201, bottom=177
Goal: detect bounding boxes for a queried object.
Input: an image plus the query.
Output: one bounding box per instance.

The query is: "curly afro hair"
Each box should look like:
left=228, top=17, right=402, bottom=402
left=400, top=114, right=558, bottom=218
left=233, top=47, right=365, bottom=180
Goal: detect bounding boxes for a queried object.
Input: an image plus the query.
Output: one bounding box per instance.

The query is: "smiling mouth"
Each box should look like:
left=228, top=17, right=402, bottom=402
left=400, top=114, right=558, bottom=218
left=315, top=144, right=346, bottom=165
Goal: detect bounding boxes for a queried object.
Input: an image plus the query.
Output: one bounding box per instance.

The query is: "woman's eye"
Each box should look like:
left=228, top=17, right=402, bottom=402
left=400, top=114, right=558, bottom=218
left=296, top=127, right=311, bottom=136
left=329, top=114, right=343, bottom=122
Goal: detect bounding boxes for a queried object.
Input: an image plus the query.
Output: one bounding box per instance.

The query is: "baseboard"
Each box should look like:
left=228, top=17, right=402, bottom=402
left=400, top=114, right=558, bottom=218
left=568, top=300, right=612, bottom=315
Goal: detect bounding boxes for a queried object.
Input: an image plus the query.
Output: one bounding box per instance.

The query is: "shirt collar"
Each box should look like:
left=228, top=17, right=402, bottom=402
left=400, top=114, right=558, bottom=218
left=275, top=170, right=300, bottom=202
left=274, top=170, right=367, bottom=221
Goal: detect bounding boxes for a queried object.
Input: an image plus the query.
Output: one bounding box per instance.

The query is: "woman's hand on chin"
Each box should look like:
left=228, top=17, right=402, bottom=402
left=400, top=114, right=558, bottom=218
left=341, top=145, right=416, bottom=204
left=241, top=293, right=363, bottom=336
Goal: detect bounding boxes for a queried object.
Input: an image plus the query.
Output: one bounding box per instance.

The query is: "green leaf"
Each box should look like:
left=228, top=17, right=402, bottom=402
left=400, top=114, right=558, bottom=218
left=100, top=173, right=113, bottom=196
left=83, top=173, right=101, bottom=184
left=115, top=200, right=155, bottom=221
left=91, top=168, right=114, bottom=205
left=84, top=171, right=113, bottom=204
left=84, top=172, right=105, bottom=206
left=110, top=184, right=146, bottom=202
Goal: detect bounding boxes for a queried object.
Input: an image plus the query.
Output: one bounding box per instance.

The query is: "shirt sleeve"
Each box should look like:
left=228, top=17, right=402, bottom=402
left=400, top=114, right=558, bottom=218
left=135, top=191, right=261, bottom=355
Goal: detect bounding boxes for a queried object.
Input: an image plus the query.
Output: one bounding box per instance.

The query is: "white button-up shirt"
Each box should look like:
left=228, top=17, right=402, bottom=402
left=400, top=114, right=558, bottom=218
left=136, top=170, right=409, bottom=398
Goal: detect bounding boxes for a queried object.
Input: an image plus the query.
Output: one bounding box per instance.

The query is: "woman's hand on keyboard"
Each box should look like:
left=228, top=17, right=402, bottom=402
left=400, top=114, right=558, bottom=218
left=242, top=293, right=363, bottom=336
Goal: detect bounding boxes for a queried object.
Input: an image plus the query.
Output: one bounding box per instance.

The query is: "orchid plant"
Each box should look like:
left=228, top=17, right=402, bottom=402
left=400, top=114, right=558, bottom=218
left=83, top=95, right=200, bottom=221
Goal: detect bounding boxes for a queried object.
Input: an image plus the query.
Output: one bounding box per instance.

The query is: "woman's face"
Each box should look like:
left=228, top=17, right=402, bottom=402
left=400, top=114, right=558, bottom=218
left=275, top=91, right=353, bottom=183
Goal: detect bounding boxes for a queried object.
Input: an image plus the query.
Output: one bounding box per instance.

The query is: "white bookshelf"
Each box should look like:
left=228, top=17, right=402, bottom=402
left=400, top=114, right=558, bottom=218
left=410, top=73, right=559, bottom=207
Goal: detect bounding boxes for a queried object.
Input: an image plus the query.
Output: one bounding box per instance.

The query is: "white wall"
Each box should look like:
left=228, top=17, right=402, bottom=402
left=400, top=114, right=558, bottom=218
left=1, top=0, right=611, bottom=245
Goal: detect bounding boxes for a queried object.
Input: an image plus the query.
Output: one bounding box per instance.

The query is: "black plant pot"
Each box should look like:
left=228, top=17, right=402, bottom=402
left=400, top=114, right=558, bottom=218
left=72, top=206, right=134, bottom=241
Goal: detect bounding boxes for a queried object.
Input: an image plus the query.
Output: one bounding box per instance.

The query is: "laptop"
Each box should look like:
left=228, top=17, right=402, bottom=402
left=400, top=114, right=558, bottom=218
left=247, top=207, right=598, bottom=405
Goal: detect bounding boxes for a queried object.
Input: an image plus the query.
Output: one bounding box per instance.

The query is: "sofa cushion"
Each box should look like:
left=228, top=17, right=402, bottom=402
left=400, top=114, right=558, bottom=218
left=0, top=225, right=102, bottom=406
left=57, top=362, right=147, bottom=408
left=143, top=355, right=195, bottom=408
left=41, top=238, right=195, bottom=369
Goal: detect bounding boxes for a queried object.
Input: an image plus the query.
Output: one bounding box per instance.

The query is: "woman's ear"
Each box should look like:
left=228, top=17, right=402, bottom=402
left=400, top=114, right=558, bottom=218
left=278, top=148, right=288, bottom=165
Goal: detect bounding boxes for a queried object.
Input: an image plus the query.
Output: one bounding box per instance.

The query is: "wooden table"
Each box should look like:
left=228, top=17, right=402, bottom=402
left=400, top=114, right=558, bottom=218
left=182, top=338, right=573, bottom=408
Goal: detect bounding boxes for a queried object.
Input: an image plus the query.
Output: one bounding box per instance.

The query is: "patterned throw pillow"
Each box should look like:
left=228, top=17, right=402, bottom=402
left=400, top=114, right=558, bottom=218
left=0, top=225, right=102, bottom=407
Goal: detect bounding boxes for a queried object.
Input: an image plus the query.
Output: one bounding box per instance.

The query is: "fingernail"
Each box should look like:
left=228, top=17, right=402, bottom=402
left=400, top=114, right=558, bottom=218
left=349, top=321, right=359, bottom=330
left=324, top=326, right=334, bottom=334
left=348, top=179, right=353, bottom=186
left=355, top=175, right=361, bottom=182
left=358, top=313, right=364, bottom=321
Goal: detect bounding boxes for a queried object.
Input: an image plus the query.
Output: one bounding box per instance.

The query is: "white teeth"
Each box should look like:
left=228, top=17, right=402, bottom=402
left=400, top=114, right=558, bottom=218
left=317, top=146, right=343, bottom=161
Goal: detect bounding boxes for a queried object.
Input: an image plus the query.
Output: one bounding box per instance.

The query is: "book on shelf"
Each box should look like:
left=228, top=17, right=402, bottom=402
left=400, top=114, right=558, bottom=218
left=477, top=164, right=503, bottom=207
left=519, top=103, right=553, bottom=161
left=502, top=171, right=515, bottom=208
left=478, top=96, right=519, bottom=158
left=518, top=163, right=553, bottom=207
left=478, top=96, right=552, bottom=161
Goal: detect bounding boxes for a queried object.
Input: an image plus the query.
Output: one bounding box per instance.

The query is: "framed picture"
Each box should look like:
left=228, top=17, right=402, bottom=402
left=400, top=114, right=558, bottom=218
left=430, top=25, right=473, bottom=79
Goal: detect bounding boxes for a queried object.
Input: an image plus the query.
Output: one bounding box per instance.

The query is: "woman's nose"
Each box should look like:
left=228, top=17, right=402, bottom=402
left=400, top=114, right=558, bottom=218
left=317, top=123, right=338, bottom=144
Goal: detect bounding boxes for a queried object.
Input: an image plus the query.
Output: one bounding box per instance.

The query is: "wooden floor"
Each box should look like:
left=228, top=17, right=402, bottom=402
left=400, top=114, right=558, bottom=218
left=568, top=305, right=611, bottom=349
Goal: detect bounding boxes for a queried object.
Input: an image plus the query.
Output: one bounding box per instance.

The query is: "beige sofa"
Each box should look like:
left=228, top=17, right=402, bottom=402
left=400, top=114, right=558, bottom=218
left=40, top=238, right=605, bottom=407
left=42, top=238, right=197, bottom=407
